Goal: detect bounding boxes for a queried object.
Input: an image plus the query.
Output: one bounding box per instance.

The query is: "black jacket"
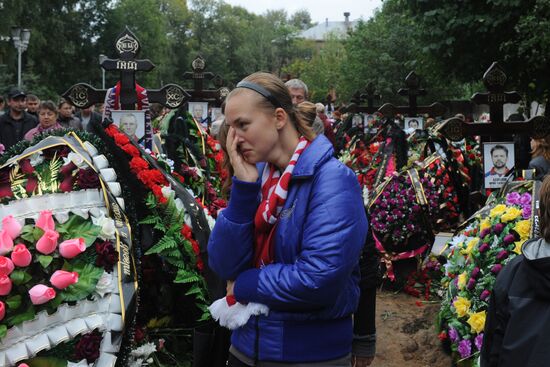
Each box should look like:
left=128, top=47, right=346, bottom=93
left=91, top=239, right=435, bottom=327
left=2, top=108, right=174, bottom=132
left=75, top=111, right=102, bottom=132
left=481, top=237, right=550, bottom=367
left=0, top=110, right=37, bottom=149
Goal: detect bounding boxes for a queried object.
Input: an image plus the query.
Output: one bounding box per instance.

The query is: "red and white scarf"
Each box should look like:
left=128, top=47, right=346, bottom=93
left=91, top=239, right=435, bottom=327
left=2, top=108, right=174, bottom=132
left=253, top=137, right=310, bottom=267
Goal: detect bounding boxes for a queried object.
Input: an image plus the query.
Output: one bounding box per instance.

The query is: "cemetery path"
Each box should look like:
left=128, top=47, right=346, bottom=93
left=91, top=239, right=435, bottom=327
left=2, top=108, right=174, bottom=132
left=371, top=290, right=451, bottom=367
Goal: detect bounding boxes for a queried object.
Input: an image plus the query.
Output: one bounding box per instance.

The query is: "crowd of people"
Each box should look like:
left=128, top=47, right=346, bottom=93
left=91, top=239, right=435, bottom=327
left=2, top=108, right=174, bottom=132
left=0, top=88, right=105, bottom=151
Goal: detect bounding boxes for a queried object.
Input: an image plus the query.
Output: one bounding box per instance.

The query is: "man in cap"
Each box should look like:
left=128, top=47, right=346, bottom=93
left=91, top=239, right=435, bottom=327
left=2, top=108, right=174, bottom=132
left=0, top=88, right=38, bottom=149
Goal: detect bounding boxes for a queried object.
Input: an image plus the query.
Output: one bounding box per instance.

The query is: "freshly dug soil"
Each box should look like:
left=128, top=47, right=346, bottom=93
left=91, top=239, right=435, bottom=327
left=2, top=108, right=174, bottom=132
left=371, top=290, right=451, bottom=367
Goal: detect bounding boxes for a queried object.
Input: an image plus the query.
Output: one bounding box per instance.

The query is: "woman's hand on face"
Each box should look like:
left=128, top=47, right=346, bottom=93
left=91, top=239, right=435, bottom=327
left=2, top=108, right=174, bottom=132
left=227, top=126, right=258, bottom=182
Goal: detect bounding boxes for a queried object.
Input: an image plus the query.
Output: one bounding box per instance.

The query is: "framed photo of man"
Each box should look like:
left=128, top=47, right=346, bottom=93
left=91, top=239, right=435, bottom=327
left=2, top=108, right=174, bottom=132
left=111, top=110, right=145, bottom=142
left=483, top=142, right=515, bottom=189
left=188, top=102, right=209, bottom=125
left=404, top=117, right=423, bottom=130
left=351, top=114, right=364, bottom=129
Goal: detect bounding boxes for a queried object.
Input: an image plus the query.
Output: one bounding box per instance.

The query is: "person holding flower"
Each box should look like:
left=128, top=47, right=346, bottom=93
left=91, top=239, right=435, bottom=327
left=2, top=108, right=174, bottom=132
left=482, top=175, right=550, bottom=367
left=208, top=72, right=368, bottom=366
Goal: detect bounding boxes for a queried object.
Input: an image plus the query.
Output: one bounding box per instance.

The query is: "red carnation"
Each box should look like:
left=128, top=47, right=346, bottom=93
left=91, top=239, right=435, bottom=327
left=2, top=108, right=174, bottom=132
left=129, top=157, right=149, bottom=174
left=122, top=144, right=140, bottom=157
left=181, top=224, right=193, bottom=240
left=114, top=133, right=130, bottom=146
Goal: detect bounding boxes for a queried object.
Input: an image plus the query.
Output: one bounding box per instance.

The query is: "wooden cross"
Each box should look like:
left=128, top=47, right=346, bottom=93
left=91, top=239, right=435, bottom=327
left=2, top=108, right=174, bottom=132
left=182, top=56, right=229, bottom=106
left=343, top=82, right=382, bottom=114
left=439, top=62, right=550, bottom=141
left=62, top=27, right=190, bottom=110
left=378, top=71, right=447, bottom=117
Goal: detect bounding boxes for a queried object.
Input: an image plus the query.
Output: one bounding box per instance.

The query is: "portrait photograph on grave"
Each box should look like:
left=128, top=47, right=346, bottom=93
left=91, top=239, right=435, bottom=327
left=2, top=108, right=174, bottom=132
left=365, top=114, right=375, bottom=127
left=189, top=101, right=209, bottom=125
left=111, top=110, right=145, bottom=142
left=352, top=113, right=364, bottom=128
left=211, top=107, right=223, bottom=122
left=405, top=117, right=423, bottom=130
left=483, top=142, right=515, bottom=188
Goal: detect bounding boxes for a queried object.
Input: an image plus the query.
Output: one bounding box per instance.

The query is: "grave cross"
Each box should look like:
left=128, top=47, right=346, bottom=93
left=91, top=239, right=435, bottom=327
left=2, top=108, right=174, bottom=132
left=183, top=56, right=229, bottom=105
left=344, top=82, right=382, bottom=115
left=439, top=62, right=550, bottom=141
left=101, top=27, right=154, bottom=109
left=378, top=71, right=447, bottom=118
left=63, top=27, right=189, bottom=110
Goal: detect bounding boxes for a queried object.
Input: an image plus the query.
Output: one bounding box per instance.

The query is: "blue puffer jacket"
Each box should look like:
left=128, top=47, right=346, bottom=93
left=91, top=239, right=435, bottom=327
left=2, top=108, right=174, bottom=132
left=208, top=135, right=368, bottom=363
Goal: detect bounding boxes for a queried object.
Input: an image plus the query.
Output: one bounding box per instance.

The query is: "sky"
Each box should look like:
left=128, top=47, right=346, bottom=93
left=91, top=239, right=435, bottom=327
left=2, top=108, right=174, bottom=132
left=222, top=0, right=383, bottom=23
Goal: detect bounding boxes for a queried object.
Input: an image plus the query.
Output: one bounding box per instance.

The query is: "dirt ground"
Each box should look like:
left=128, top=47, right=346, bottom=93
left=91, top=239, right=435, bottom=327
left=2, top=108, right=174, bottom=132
left=371, top=290, right=452, bottom=367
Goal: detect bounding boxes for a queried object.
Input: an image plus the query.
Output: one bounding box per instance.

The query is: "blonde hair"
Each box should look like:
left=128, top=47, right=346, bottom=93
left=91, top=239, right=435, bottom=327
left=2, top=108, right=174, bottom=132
left=227, top=72, right=316, bottom=141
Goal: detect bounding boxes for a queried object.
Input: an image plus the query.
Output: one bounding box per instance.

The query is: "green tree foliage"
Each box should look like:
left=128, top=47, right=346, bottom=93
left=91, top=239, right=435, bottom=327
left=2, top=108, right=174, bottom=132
left=0, top=0, right=111, bottom=97
left=403, top=0, right=550, bottom=102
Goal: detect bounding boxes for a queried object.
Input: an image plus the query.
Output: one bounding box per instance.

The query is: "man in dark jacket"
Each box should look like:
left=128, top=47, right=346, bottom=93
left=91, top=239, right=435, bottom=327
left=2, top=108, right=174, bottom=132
left=481, top=176, right=550, bottom=367
left=0, top=88, right=37, bottom=149
left=75, top=105, right=102, bottom=132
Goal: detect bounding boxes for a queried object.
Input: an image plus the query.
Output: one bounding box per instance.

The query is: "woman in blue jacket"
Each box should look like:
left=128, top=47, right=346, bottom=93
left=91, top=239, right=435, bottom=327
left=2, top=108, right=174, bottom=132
left=208, top=72, right=368, bottom=366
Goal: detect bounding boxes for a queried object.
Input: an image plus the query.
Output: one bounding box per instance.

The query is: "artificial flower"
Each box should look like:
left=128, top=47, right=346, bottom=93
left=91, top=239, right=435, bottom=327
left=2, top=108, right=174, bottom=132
left=513, top=240, right=525, bottom=255
left=458, top=339, right=472, bottom=358
left=501, top=207, right=522, bottom=223
left=2, top=215, right=22, bottom=240
left=28, top=284, right=56, bottom=305
left=0, top=230, right=14, bottom=255
left=94, top=271, right=114, bottom=298
left=514, top=220, right=531, bottom=240
left=59, top=238, right=86, bottom=259
left=489, top=204, right=507, bottom=218
left=11, top=244, right=32, bottom=267
left=77, top=168, right=100, bottom=189
left=0, top=256, right=14, bottom=276
left=462, top=238, right=479, bottom=256
left=0, top=301, right=4, bottom=321
left=29, top=151, right=44, bottom=167
left=457, top=272, right=467, bottom=290
left=50, top=270, right=79, bottom=289
left=475, top=333, right=484, bottom=350
left=453, top=297, right=471, bottom=317
left=74, top=330, right=102, bottom=363
left=95, top=241, right=118, bottom=272
left=36, top=210, right=55, bottom=232
left=0, top=275, right=12, bottom=295
left=467, top=311, right=486, bottom=334
left=36, top=230, right=59, bottom=255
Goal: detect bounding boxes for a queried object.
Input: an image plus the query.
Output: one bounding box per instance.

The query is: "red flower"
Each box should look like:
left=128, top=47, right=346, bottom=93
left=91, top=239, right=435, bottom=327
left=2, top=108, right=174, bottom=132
left=150, top=184, right=167, bottom=204
left=26, top=176, right=38, bottom=194
left=172, top=172, right=185, bottom=184
left=114, top=133, right=130, bottom=146
left=19, top=159, right=35, bottom=174
left=105, top=124, right=118, bottom=136
left=59, top=176, right=75, bottom=192
left=122, top=144, right=140, bottom=157
left=129, top=157, right=149, bottom=174
left=181, top=224, right=193, bottom=240
left=438, top=331, right=448, bottom=341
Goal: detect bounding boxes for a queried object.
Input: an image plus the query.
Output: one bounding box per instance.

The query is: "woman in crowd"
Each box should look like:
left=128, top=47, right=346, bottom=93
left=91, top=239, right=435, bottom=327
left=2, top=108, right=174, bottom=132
left=24, top=100, right=63, bottom=141
left=208, top=72, right=368, bottom=366
left=57, top=98, right=82, bottom=130
left=482, top=175, right=550, bottom=366
left=528, top=135, right=550, bottom=180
